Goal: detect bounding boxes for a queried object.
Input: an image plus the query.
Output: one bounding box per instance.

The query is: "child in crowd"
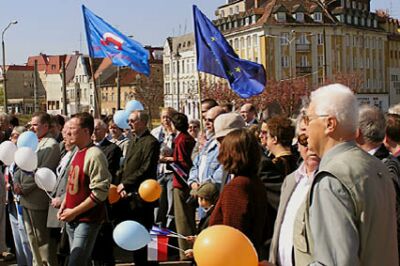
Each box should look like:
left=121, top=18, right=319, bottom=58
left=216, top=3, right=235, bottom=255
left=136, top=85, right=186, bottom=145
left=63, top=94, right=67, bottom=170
left=184, top=182, right=219, bottom=258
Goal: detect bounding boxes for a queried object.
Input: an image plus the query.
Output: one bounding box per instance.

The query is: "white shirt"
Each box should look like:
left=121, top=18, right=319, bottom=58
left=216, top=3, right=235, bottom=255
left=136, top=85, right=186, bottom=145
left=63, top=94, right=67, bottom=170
left=278, top=163, right=313, bottom=266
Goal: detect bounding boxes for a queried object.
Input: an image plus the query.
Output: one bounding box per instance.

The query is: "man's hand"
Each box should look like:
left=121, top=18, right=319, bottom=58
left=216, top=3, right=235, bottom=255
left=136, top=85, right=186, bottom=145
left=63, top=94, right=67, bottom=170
left=59, top=208, right=77, bottom=222
left=117, top=183, right=127, bottom=198
left=258, top=260, right=274, bottom=266
left=191, top=182, right=199, bottom=190
left=13, top=183, right=23, bottom=195
left=51, top=197, right=62, bottom=208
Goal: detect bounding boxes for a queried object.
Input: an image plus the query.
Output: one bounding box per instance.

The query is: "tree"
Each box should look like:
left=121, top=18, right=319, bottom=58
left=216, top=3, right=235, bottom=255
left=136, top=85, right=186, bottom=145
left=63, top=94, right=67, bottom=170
left=323, top=71, right=364, bottom=93
left=201, top=76, right=309, bottom=117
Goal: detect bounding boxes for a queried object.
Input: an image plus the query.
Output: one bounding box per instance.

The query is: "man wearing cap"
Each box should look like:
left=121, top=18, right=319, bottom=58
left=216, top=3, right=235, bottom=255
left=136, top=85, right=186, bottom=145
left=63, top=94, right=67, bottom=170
left=212, top=112, right=246, bottom=189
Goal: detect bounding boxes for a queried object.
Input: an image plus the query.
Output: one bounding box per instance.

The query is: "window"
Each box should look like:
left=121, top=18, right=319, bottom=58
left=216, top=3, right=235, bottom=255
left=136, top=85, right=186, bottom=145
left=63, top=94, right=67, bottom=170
left=352, top=1, right=356, bottom=8
left=354, top=16, right=358, bottom=25
left=318, top=55, right=324, bottom=67
left=314, top=12, right=323, bottom=22
left=234, top=38, right=239, bottom=49
left=235, top=6, right=239, bottom=14
left=281, top=56, right=289, bottom=68
left=221, top=10, right=225, bottom=17
left=346, top=0, right=351, bottom=8
left=240, top=37, right=245, bottom=50
left=367, top=18, right=371, bottom=27
left=276, top=12, right=286, bottom=22
left=280, top=33, right=289, bottom=45
left=296, top=12, right=304, bottom=22
left=347, top=15, right=352, bottom=24
left=246, top=36, right=251, bottom=47
left=252, top=15, right=257, bottom=24
left=253, top=35, right=258, bottom=47
left=361, top=17, right=365, bottom=26
left=317, top=33, right=324, bottom=45
left=229, top=8, right=233, bottom=15
left=300, top=55, right=308, bottom=67
left=165, top=64, right=170, bottom=75
left=245, top=17, right=250, bottom=25
left=298, top=33, right=308, bottom=45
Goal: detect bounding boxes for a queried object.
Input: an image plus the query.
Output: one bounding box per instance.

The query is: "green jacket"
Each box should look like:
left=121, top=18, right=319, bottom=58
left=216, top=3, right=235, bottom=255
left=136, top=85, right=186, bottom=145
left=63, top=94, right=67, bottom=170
left=293, top=141, right=398, bottom=266
left=20, top=134, right=61, bottom=210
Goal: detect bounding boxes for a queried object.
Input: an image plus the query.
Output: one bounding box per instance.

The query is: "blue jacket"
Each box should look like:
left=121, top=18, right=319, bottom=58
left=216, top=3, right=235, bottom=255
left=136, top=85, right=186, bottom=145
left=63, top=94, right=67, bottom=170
left=188, top=138, right=223, bottom=186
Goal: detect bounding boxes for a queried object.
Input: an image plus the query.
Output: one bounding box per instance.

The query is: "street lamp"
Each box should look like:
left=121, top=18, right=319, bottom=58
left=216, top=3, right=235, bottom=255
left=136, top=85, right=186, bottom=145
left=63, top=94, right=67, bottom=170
left=2, top=20, right=18, bottom=113
left=175, top=47, right=182, bottom=111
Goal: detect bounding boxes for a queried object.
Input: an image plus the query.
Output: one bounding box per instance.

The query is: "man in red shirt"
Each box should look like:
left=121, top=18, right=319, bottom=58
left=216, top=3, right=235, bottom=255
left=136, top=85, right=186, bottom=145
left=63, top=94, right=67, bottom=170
left=58, top=113, right=110, bottom=266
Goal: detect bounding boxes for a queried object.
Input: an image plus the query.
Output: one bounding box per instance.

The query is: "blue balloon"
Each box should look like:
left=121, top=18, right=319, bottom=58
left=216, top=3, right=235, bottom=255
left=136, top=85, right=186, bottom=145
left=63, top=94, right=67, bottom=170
left=113, top=110, right=130, bottom=129
left=113, top=220, right=151, bottom=251
left=125, top=100, right=144, bottom=113
left=17, top=131, right=39, bottom=151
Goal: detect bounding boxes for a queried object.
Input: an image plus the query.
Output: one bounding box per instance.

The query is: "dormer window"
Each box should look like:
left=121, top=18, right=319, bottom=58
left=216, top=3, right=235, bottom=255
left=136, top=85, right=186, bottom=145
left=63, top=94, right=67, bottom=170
left=245, top=17, right=250, bottom=25
left=313, top=12, right=323, bottom=22
left=296, top=12, right=304, bottom=22
left=221, top=10, right=225, bottom=17
left=352, top=1, right=356, bottom=9
left=354, top=16, right=358, bottom=25
left=252, top=15, right=257, bottom=24
left=347, top=15, right=352, bottom=24
left=276, top=12, right=287, bottom=22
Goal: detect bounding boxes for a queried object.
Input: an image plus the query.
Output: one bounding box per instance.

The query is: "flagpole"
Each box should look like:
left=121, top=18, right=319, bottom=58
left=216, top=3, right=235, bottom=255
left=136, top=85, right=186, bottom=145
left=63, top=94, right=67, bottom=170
left=197, top=71, right=204, bottom=130
left=89, top=57, right=101, bottom=118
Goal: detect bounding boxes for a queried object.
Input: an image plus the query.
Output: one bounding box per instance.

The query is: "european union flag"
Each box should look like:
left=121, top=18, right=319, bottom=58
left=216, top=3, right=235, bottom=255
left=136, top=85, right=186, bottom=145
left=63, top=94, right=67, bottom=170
left=82, top=5, right=150, bottom=76
left=193, top=5, right=266, bottom=98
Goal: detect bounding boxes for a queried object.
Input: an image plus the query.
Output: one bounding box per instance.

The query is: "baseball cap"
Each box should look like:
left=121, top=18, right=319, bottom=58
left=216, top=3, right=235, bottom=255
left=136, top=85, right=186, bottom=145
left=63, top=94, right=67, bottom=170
left=214, top=112, right=246, bottom=139
left=190, top=182, right=219, bottom=203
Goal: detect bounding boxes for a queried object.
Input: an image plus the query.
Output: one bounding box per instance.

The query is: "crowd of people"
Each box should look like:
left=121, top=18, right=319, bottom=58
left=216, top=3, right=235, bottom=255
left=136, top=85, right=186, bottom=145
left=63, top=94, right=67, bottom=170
left=0, top=83, right=400, bottom=266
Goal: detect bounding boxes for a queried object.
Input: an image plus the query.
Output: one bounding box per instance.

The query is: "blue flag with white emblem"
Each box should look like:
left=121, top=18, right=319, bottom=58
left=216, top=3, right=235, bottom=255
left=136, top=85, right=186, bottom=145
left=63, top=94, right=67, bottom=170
left=193, top=5, right=266, bottom=98
left=82, top=5, right=150, bottom=76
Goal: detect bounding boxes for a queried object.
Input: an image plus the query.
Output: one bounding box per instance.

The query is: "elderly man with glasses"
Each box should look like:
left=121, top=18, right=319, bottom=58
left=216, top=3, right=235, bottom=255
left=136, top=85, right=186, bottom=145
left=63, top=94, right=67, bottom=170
left=280, top=84, right=396, bottom=265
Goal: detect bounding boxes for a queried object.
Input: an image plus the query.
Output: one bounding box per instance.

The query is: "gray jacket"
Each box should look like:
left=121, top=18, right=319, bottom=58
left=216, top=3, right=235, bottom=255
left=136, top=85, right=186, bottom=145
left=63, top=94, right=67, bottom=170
left=293, top=141, right=398, bottom=266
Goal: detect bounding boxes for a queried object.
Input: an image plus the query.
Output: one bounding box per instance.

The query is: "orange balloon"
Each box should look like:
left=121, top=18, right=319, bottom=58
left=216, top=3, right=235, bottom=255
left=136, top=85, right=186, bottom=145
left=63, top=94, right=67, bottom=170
left=108, top=184, right=120, bottom=204
left=138, top=179, right=162, bottom=202
left=193, top=225, right=258, bottom=266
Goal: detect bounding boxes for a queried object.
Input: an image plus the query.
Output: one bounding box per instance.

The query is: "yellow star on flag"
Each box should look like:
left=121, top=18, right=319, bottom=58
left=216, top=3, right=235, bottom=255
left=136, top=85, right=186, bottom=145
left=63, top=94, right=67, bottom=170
left=235, top=67, right=241, bottom=72
left=211, top=37, right=216, bottom=41
left=227, top=70, right=233, bottom=76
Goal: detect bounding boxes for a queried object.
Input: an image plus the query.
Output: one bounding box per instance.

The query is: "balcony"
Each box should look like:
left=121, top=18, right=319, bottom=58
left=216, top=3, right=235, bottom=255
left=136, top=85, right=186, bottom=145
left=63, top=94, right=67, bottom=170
left=296, top=66, right=312, bottom=75
left=296, top=43, right=311, bottom=52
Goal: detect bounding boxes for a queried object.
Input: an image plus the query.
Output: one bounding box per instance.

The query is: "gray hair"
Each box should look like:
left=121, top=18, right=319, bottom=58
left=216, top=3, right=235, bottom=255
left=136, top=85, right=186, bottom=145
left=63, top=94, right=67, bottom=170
left=131, top=110, right=150, bottom=124
left=358, top=105, right=386, bottom=143
left=94, top=118, right=107, bottom=129
left=311, top=83, right=358, bottom=135
left=388, top=103, right=400, bottom=116
left=0, top=113, right=10, bottom=123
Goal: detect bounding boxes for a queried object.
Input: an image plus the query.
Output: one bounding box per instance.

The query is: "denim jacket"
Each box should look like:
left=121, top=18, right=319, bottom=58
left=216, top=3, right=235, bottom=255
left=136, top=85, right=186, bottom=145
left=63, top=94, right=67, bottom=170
left=188, top=138, right=223, bottom=186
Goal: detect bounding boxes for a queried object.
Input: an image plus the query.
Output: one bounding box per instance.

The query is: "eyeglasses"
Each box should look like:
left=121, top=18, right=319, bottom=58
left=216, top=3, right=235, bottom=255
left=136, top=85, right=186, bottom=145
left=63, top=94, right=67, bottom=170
left=297, top=133, right=308, bottom=147
left=189, top=125, right=199, bottom=129
left=205, top=118, right=214, bottom=123
left=303, top=114, right=329, bottom=126
left=128, top=119, right=138, bottom=124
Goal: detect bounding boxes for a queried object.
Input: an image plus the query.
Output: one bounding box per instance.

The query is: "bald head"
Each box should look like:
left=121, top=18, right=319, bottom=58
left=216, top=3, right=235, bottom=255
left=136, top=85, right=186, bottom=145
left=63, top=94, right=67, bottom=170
left=240, top=103, right=257, bottom=123
left=205, top=106, right=226, bottom=133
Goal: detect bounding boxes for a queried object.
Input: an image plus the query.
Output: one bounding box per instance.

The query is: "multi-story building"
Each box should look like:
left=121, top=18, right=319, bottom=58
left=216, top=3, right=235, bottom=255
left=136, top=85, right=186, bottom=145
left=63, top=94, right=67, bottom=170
left=98, top=46, right=164, bottom=120
left=0, top=65, right=46, bottom=113
left=163, top=34, right=201, bottom=119
left=212, top=0, right=400, bottom=108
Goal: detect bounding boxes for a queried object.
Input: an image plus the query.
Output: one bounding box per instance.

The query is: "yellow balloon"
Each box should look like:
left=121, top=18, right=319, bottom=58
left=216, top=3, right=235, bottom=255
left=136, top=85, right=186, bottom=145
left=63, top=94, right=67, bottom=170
left=193, top=225, right=258, bottom=266
left=138, top=179, right=162, bottom=202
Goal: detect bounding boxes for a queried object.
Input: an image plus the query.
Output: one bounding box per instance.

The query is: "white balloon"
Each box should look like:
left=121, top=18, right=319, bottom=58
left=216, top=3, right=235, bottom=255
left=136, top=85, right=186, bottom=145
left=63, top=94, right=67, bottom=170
left=0, top=141, right=17, bottom=166
left=35, top=168, right=57, bottom=192
left=14, top=147, right=38, bottom=172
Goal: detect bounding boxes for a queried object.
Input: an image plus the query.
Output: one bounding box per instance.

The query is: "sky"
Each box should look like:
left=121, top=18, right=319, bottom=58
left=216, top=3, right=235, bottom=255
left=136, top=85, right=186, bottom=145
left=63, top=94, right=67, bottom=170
left=1, top=0, right=398, bottom=65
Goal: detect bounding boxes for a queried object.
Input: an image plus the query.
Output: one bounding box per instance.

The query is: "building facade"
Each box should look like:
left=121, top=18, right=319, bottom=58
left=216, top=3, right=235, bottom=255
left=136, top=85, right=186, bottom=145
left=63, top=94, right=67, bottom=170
left=163, top=34, right=201, bottom=119
left=212, top=0, right=400, bottom=108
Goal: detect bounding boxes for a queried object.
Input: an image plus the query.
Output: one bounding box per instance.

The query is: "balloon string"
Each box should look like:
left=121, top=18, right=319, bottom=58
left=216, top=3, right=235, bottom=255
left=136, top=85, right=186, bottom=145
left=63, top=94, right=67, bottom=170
left=35, top=177, right=53, bottom=199
left=163, top=243, right=185, bottom=252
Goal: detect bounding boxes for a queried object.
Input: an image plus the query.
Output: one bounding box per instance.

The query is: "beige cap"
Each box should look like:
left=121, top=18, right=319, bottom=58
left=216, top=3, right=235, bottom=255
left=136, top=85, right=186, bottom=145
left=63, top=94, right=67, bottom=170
left=214, top=112, right=246, bottom=139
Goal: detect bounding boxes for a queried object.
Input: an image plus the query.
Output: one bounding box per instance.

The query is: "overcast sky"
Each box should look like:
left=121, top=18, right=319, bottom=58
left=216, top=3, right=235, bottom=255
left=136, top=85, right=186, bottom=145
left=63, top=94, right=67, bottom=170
left=0, top=0, right=397, bottom=65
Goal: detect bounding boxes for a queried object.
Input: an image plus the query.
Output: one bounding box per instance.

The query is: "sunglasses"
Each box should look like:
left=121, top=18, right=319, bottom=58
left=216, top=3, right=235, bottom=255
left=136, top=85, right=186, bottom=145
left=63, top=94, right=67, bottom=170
left=297, top=133, right=308, bottom=147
